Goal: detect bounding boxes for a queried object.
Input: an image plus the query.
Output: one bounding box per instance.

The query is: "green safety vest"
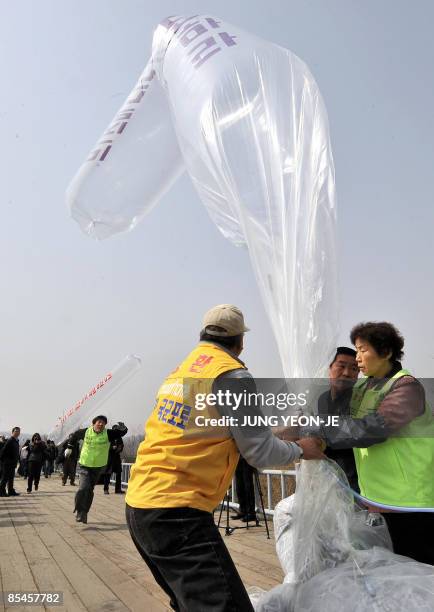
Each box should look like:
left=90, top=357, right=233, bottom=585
left=350, top=369, right=434, bottom=507
left=79, top=427, right=110, bottom=468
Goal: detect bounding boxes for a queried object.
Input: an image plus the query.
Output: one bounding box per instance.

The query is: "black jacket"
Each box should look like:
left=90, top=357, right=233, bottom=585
left=27, top=441, right=48, bottom=464
left=59, top=437, right=80, bottom=462
left=318, top=388, right=360, bottom=492
left=0, top=436, right=20, bottom=465
left=106, top=438, right=124, bottom=473
left=46, top=443, right=57, bottom=461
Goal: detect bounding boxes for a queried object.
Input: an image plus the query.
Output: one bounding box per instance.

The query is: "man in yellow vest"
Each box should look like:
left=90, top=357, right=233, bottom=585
left=126, top=304, right=325, bottom=612
left=66, top=415, right=128, bottom=523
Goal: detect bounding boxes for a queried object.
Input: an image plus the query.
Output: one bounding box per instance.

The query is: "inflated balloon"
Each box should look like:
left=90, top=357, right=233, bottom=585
left=67, top=15, right=338, bottom=377
left=48, top=354, right=141, bottom=444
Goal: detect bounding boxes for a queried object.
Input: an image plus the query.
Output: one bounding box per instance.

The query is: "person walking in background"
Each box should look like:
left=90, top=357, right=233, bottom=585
left=66, top=416, right=128, bottom=523
left=0, top=427, right=21, bottom=497
left=18, top=439, right=30, bottom=479
left=43, top=440, right=57, bottom=478
left=103, top=428, right=124, bottom=495
left=27, top=433, right=48, bottom=493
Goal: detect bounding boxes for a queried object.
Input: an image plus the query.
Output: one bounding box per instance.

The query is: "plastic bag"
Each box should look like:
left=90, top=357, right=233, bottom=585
left=295, top=547, right=434, bottom=612
left=249, top=584, right=296, bottom=612
left=251, top=461, right=434, bottom=611
left=67, top=15, right=338, bottom=377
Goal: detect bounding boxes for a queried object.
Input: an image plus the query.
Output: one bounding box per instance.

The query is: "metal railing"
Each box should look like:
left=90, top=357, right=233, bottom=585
left=114, top=463, right=296, bottom=516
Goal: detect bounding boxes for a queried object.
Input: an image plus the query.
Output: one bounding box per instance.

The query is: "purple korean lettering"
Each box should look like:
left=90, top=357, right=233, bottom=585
left=189, top=36, right=221, bottom=69
left=205, top=17, right=220, bottom=29
left=219, top=32, right=237, bottom=47
left=180, top=23, right=208, bottom=47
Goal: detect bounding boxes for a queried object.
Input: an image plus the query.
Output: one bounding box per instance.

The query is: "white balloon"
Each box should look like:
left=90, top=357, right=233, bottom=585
left=48, top=354, right=141, bottom=444
left=67, top=60, right=184, bottom=239
left=68, top=15, right=338, bottom=377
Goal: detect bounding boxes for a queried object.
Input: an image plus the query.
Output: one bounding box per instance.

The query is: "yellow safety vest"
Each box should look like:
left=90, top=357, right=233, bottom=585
left=79, top=427, right=110, bottom=468
left=351, top=370, right=434, bottom=507
left=126, top=342, right=245, bottom=512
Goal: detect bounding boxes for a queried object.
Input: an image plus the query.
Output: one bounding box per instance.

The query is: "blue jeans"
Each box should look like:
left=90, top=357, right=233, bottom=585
left=126, top=505, right=254, bottom=612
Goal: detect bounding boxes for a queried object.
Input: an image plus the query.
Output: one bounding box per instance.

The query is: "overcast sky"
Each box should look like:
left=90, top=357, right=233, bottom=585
left=0, top=0, right=433, bottom=434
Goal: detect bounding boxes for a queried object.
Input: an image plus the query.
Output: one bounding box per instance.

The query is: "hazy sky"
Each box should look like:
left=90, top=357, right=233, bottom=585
left=1, top=1, right=433, bottom=434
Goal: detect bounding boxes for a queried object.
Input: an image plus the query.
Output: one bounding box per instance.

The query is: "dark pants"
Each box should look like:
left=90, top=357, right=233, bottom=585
left=382, top=512, right=434, bottom=565
left=27, top=461, right=42, bottom=491
left=126, top=505, right=254, bottom=612
left=235, top=457, right=256, bottom=515
left=62, top=458, right=77, bottom=484
left=0, top=462, right=16, bottom=494
left=18, top=459, right=28, bottom=477
left=74, top=465, right=104, bottom=513
left=103, top=471, right=122, bottom=493
left=43, top=459, right=54, bottom=476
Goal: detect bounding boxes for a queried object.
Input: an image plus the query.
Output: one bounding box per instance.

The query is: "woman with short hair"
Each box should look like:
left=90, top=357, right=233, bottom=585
left=348, top=321, right=434, bottom=563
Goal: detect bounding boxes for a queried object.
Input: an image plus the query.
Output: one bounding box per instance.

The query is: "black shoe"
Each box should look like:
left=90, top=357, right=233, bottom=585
left=62, top=482, right=66, bottom=486
left=104, top=489, right=109, bottom=495
left=115, top=490, right=124, bottom=495
left=8, top=491, right=20, bottom=497
left=231, top=512, right=246, bottom=520
left=70, top=482, right=75, bottom=486
left=34, top=485, right=38, bottom=491
left=27, top=489, right=32, bottom=494
left=241, top=514, right=257, bottom=523
left=76, top=512, right=87, bottom=524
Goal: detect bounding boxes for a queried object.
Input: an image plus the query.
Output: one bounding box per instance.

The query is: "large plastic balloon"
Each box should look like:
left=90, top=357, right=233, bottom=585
left=67, top=15, right=338, bottom=377
left=48, top=354, right=141, bottom=444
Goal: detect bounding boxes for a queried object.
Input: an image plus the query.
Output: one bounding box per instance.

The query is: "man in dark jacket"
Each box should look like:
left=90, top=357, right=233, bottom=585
left=318, top=347, right=360, bottom=491
left=61, top=434, right=79, bottom=486
left=103, top=429, right=124, bottom=494
left=66, top=416, right=127, bottom=523
left=0, top=427, right=21, bottom=496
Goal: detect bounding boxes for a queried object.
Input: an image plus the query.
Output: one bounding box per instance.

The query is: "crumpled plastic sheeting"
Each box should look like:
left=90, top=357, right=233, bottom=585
left=248, top=584, right=296, bottom=612
left=250, top=461, right=434, bottom=611
left=291, top=461, right=392, bottom=583
left=295, top=548, right=434, bottom=612
left=250, top=550, right=434, bottom=612
left=67, top=15, right=338, bottom=377
left=273, top=463, right=392, bottom=583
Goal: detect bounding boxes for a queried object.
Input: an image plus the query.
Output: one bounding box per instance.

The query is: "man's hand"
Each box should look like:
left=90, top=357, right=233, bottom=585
left=64, top=448, right=72, bottom=459
left=295, top=437, right=326, bottom=460
left=117, top=421, right=126, bottom=429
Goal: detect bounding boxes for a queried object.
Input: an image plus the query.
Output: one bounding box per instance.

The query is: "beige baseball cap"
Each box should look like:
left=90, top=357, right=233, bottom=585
left=202, top=304, right=250, bottom=337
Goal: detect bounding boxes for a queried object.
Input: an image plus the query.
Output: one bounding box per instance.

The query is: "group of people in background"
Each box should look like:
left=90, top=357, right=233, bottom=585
left=0, top=420, right=126, bottom=504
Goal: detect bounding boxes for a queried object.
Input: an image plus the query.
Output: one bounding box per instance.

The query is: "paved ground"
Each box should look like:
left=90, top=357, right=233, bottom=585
left=0, top=475, right=283, bottom=611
